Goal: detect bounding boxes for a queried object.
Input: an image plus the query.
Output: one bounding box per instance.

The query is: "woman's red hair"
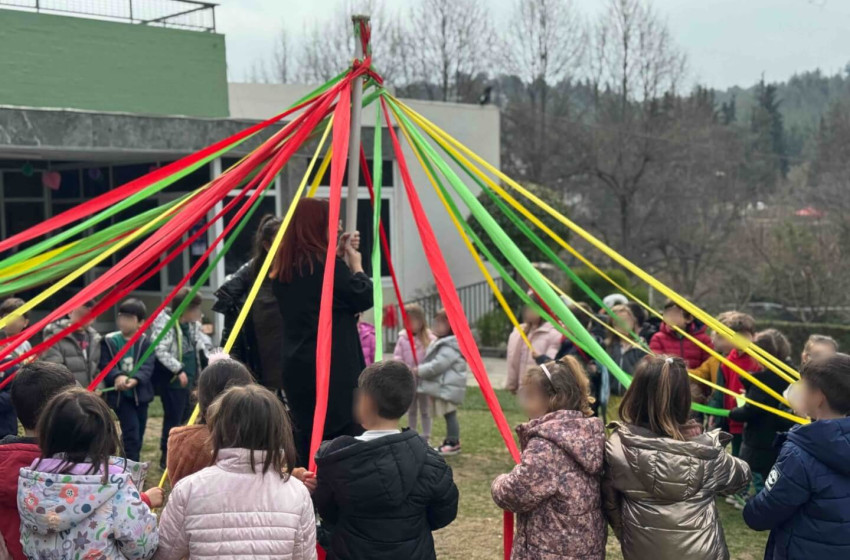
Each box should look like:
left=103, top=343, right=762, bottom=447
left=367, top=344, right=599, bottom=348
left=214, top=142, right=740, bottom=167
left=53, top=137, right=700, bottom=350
left=270, top=198, right=330, bottom=282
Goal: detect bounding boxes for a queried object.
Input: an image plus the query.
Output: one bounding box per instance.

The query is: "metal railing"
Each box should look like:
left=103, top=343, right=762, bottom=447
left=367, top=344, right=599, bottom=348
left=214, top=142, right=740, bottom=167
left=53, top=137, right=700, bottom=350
left=0, top=0, right=217, bottom=32
left=382, top=278, right=505, bottom=348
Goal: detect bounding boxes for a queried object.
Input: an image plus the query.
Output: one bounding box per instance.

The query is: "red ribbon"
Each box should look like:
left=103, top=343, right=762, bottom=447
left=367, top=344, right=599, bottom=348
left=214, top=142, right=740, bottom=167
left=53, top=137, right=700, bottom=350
left=309, top=81, right=352, bottom=473
left=381, top=96, right=518, bottom=556
left=359, top=145, right=418, bottom=365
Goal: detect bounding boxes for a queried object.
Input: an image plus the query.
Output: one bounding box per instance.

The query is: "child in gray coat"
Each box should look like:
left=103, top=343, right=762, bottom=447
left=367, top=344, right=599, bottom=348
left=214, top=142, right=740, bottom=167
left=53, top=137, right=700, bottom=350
left=415, top=309, right=468, bottom=456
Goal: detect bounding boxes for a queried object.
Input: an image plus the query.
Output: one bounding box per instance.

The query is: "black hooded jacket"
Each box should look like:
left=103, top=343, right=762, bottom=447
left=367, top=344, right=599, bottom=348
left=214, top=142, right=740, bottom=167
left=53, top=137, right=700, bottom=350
left=313, top=430, right=459, bottom=560
left=729, top=368, right=794, bottom=476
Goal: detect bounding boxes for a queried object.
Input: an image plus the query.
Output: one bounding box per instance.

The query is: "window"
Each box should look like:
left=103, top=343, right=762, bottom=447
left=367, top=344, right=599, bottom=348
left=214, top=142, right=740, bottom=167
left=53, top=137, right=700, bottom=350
left=82, top=167, right=110, bottom=198
left=308, top=159, right=394, bottom=188
left=3, top=172, right=42, bottom=198
left=51, top=170, right=82, bottom=199
left=344, top=197, right=392, bottom=278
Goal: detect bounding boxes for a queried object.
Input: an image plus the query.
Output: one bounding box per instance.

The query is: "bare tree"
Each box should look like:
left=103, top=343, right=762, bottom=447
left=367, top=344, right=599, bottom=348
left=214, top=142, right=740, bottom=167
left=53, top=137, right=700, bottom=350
left=500, top=0, right=586, bottom=183
left=579, top=0, right=687, bottom=259
left=405, top=0, right=494, bottom=102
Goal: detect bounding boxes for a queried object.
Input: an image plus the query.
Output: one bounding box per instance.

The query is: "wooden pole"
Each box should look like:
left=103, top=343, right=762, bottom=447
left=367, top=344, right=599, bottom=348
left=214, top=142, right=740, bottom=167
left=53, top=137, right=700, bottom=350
left=345, top=15, right=370, bottom=233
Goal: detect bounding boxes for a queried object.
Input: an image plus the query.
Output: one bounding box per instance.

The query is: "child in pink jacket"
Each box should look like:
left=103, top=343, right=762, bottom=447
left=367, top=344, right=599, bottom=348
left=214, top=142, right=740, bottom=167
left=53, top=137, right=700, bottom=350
left=393, top=304, right=437, bottom=442
left=492, top=356, right=606, bottom=560
left=505, top=305, right=563, bottom=393
left=154, top=385, right=316, bottom=560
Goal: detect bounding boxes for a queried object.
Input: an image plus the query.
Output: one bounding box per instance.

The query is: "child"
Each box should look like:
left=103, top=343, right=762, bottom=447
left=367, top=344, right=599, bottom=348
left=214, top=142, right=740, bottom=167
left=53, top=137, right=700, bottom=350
left=166, top=355, right=254, bottom=485
left=42, top=301, right=102, bottom=388
left=698, top=311, right=756, bottom=423
left=729, top=329, right=795, bottom=495
left=744, top=353, right=850, bottom=559
left=99, top=298, right=156, bottom=462
left=394, top=304, right=436, bottom=442
left=151, top=287, right=208, bottom=469
left=415, top=309, right=468, bottom=455
left=155, top=384, right=316, bottom=560
left=0, top=362, right=75, bottom=560
left=603, top=355, right=751, bottom=560
left=18, top=388, right=162, bottom=560
left=491, top=356, right=606, bottom=560
left=505, top=304, right=562, bottom=394
left=313, top=361, right=459, bottom=560
left=801, top=334, right=838, bottom=364
left=605, top=303, right=646, bottom=394
left=648, top=298, right=712, bottom=369
left=358, top=315, right=376, bottom=366
left=0, top=298, right=32, bottom=438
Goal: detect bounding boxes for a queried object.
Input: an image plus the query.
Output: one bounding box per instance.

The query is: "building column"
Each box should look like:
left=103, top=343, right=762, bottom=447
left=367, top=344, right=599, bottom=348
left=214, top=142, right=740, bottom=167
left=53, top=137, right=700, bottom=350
left=209, top=157, right=225, bottom=346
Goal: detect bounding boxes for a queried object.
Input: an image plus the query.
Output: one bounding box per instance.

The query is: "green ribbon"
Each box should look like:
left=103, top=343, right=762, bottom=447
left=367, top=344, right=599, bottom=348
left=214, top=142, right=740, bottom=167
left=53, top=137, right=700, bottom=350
left=371, top=103, right=384, bottom=357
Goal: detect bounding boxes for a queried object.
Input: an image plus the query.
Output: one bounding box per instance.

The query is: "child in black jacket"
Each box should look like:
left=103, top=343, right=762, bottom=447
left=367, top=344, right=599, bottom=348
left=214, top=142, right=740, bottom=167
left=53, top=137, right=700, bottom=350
left=312, top=360, right=459, bottom=560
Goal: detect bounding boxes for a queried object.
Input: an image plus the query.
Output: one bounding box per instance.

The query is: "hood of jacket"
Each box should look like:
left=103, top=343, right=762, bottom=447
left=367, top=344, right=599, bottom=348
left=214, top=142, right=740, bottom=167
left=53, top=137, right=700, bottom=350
left=658, top=319, right=707, bottom=339
left=43, top=318, right=98, bottom=342
left=518, top=410, right=604, bottom=475
left=428, top=334, right=460, bottom=356
left=18, top=465, right=138, bottom=534
left=787, top=417, right=850, bottom=476
left=315, top=431, right=427, bottom=509
left=609, top=422, right=727, bottom=501
left=358, top=322, right=375, bottom=337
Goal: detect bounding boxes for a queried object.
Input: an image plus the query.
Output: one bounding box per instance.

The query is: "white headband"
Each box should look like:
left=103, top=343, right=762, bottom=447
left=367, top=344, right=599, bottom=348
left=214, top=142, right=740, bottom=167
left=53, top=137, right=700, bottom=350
left=540, top=363, right=553, bottom=381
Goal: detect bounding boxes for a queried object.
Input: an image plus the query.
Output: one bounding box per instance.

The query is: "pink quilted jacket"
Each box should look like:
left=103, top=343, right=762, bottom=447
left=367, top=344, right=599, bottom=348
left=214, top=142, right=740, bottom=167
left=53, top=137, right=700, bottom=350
left=506, top=322, right=563, bottom=392
left=393, top=329, right=436, bottom=368
left=154, top=448, right=316, bottom=560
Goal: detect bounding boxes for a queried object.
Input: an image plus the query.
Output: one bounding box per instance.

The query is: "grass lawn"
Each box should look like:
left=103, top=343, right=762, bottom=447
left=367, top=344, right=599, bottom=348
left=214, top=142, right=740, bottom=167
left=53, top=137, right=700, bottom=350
left=140, top=390, right=768, bottom=560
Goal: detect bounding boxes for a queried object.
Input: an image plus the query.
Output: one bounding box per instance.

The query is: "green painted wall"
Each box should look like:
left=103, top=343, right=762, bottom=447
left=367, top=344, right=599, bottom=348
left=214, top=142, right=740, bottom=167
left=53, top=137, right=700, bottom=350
left=0, top=10, right=228, bottom=117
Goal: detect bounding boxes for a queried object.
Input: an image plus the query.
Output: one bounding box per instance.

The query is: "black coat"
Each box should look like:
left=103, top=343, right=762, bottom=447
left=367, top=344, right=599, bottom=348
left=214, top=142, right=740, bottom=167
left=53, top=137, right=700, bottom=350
left=272, top=256, right=372, bottom=465
left=729, top=368, right=794, bottom=476
left=213, top=261, right=285, bottom=390
left=313, top=430, right=459, bottom=560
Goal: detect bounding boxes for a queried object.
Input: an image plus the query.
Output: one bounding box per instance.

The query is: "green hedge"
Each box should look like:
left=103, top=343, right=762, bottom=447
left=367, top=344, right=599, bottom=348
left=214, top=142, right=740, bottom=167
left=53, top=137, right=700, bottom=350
left=756, top=320, right=850, bottom=359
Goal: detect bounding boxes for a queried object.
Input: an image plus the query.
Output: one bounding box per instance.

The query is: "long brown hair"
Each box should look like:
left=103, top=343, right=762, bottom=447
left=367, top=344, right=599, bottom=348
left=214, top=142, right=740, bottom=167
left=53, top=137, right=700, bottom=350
left=523, top=356, right=595, bottom=416
left=198, top=359, right=255, bottom=422
left=208, top=384, right=297, bottom=477
left=405, top=303, right=432, bottom=352
left=619, top=355, right=692, bottom=440
left=252, top=214, right=283, bottom=278
left=270, top=198, right=330, bottom=282
left=36, top=388, right=121, bottom=483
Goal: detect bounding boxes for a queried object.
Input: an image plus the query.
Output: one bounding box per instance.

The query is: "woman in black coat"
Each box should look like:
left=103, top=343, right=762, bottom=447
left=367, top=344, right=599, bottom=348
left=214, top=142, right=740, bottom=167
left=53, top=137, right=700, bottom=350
left=213, top=215, right=285, bottom=392
left=270, top=198, right=373, bottom=466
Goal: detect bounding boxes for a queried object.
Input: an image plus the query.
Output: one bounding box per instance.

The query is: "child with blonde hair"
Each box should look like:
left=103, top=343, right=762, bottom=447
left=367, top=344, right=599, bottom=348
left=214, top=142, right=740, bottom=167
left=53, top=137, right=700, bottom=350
left=394, top=304, right=436, bottom=441
left=492, top=356, right=606, bottom=559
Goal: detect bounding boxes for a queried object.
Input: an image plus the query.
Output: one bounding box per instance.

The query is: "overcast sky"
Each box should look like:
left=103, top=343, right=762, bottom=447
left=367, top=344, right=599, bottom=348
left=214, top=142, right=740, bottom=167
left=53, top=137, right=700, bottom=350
left=217, top=0, right=850, bottom=90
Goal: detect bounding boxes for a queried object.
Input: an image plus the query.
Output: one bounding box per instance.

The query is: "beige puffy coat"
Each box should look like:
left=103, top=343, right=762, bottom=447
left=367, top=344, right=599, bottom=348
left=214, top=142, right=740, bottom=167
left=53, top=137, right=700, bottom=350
left=154, top=448, right=316, bottom=560
left=602, top=422, right=751, bottom=560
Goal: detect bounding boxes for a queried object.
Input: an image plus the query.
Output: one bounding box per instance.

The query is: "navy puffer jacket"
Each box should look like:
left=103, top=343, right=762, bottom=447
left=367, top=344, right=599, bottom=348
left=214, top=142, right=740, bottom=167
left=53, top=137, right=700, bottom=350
left=743, top=417, right=850, bottom=559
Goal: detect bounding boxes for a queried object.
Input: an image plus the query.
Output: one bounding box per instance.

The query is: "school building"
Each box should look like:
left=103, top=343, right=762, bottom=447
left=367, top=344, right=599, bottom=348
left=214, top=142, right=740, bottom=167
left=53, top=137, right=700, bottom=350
left=0, top=1, right=500, bottom=340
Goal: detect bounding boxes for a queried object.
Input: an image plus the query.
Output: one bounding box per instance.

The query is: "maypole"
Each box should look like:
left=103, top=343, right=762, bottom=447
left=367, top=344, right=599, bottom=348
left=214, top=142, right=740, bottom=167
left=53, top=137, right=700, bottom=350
left=345, top=15, right=370, bottom=232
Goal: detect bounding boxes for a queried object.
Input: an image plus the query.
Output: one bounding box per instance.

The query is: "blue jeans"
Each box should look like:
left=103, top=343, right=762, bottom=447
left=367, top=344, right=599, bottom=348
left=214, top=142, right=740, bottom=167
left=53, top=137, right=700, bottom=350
left=114, top=395, right=149, bottom=462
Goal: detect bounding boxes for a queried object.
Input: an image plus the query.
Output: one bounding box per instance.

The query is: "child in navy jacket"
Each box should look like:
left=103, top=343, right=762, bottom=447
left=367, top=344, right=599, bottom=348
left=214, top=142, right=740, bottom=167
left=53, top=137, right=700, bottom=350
left=743, top=353, right=850, bottom=559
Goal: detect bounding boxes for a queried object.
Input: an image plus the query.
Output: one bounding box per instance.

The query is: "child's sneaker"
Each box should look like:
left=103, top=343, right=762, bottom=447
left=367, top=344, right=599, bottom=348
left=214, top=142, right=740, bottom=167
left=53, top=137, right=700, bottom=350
left=436, top=440, right=461, bottom=456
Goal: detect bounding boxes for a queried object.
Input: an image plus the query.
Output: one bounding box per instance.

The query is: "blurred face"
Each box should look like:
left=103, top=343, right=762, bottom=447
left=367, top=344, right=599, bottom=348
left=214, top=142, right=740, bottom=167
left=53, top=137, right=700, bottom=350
left=181, top=305, right=203, bottom=323
left=798, top=379, right=829, bottom=420
left=712, top=331, right=734, bottom=355
left=116, top=313, right=141, bottom=337
left=354, top=389, right=378, bottom=429
left=2, top=314, right=28, bottom=336
left=802, top=342, right=837, bottom=364
left=432, top=316, right=451, bottom=338
left=69, top=306, right=93, bottom=330
left=410, top=316, right=425, bottom=335
left=521, top=306, right=541, bottom=325
left=662, top=306, right=689, bottom=330
left=613, top=309, right=636, bottom=335
left=518, top=377, right=549, bottom=420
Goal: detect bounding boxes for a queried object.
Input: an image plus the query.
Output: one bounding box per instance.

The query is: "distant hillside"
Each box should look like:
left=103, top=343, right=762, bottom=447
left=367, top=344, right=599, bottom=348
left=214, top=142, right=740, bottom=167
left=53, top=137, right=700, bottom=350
left=714, top=65, right=850, bottom=158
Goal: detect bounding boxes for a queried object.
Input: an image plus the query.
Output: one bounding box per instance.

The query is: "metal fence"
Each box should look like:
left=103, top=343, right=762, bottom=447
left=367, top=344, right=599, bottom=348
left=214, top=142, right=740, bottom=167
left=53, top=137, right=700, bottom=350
left=0, top=0, right=217, bottom=32
left=382, top=278, right=505, bottom=349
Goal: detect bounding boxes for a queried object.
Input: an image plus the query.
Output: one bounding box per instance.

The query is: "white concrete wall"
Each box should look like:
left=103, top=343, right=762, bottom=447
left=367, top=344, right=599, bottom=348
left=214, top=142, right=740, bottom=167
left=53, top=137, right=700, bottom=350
left=228, top=83, right=500, bottom=303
